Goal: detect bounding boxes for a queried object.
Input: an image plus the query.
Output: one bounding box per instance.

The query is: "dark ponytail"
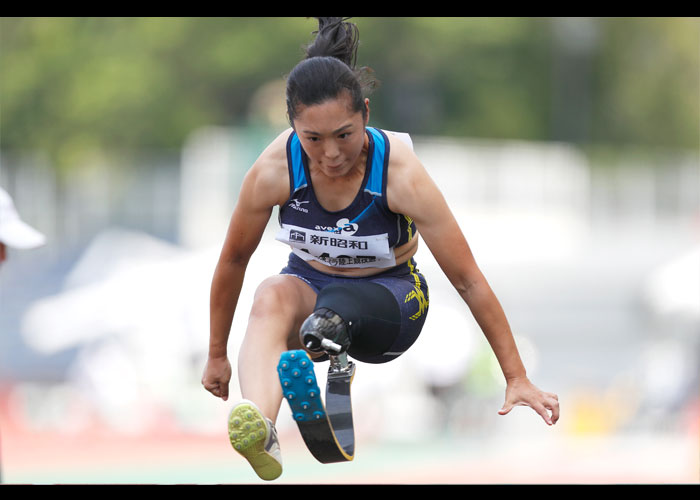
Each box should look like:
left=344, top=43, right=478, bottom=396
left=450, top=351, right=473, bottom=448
left=305, top=17, right=360, bottom=68
left=286, top=17, right=379, bottom=125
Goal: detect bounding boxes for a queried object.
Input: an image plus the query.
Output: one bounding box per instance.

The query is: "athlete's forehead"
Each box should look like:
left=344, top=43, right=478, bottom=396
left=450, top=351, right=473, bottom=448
left=293, top=94, right=362, bottom=136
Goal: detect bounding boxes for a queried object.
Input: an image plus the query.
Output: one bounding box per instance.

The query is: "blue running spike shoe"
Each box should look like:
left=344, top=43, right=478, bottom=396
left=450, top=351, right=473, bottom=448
left=278, top=350, right=327, bottom=424
left=228, top=399, right=282, bottom=481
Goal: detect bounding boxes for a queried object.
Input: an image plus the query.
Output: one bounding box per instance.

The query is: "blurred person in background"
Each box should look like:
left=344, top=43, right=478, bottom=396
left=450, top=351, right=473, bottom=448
left=0, top=185, right=46, bottom=483
left=0, top=186, right=46, bottom=265
left=202, top=17, right=559, bottom=481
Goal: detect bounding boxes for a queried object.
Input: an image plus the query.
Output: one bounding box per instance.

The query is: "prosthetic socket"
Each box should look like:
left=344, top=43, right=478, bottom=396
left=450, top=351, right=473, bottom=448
left=299, top=308, right=352, bottom=355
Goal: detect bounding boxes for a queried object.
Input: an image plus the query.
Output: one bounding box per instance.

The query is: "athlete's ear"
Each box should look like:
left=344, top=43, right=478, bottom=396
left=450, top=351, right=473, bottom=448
left=364, top=98, right=370, bottom=126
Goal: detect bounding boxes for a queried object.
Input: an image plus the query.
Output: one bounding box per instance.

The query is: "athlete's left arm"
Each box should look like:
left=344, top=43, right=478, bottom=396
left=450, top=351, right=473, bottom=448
left=387, top=138, right=560, bottom=426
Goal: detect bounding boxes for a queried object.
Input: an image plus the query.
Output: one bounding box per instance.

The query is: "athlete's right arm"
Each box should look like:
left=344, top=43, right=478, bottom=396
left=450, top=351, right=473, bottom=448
left=202, top=130, right=293, bottom=400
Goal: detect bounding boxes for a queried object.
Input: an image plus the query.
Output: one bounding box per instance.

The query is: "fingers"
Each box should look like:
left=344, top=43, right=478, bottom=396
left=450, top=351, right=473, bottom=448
left=534, top=401, right=554, bottom=426
left=499, top=387, right=560, bottom=426
left=203, top=381, right=230, bottom=401
left=547, top=394, right=560, bottom=425
left=201, top=357, right=232, bottom=401
left=498, top=402, right=514, bottom=416
left=534, top=393, right=560, bottom=426
left=202, top=375, right=230, bottom=401
left=201, top=379, right=217, bottom=395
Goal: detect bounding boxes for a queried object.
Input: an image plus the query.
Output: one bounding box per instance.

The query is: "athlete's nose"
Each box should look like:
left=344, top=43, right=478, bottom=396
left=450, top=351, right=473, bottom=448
left=323, top=141, right=341, bottom=161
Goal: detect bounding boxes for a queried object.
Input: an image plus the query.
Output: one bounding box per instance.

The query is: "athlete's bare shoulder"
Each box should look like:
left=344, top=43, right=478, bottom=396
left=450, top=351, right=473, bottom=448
left=389, top=128, right=418, bottom=159
left=382, top=129, right=429, bottom=214
left=258, top=128, right=294, bottom=165
left=246, top=128, right=294, bottom=208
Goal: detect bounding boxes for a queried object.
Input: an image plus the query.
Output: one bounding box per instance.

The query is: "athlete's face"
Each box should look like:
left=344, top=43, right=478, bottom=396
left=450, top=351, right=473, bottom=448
left=293, top=92, right=370, bottom=178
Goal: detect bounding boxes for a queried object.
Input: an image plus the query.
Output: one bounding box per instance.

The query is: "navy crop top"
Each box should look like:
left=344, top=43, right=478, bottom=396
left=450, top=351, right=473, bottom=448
left=275, top=127, right=417, bottom=269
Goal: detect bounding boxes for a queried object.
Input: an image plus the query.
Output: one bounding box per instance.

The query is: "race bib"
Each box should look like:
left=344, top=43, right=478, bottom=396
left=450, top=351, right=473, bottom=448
left=276, top=223, right=396, bottom=269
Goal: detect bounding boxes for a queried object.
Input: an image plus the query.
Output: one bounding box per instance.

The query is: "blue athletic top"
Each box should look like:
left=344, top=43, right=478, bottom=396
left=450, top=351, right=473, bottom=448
left=275, top=127, right=417, bottom=269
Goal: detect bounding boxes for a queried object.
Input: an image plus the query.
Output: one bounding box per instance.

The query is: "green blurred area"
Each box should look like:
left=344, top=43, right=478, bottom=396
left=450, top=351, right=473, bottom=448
left=1, top=17, right=698, bottom=173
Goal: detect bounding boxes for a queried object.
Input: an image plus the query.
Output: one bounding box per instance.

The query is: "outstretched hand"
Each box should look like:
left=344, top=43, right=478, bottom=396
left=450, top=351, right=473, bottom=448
left=202, top=355, right=232, bottom=401
left=498, top=376, right=560, bottom=426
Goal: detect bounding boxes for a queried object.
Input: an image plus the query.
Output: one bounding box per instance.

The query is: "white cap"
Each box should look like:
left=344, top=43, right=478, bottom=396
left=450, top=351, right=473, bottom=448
left=0, top=186, right=46, bottom=249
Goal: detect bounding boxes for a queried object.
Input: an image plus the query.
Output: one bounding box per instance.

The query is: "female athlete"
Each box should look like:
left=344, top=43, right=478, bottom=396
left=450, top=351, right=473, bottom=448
left=202, top=17, right=560, bottom=481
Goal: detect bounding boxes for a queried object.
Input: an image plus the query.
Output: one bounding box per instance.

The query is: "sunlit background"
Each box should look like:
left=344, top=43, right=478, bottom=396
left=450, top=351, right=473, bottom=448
left=0, top=17, right=698, bottom=484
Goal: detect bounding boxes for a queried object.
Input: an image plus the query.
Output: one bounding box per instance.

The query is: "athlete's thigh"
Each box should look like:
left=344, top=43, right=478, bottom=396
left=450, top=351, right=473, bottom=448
left=251, top=274, right=318, bottom=349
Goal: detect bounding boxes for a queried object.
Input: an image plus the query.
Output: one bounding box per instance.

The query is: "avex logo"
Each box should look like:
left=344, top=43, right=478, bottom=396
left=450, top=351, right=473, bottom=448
left=316, top=218, right=358, bottom=236
left=289, top=199, right=309, bottom=213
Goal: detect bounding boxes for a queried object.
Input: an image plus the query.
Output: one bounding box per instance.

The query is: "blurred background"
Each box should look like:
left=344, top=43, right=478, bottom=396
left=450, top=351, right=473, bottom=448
left=0, top=17, right=698, bottom=484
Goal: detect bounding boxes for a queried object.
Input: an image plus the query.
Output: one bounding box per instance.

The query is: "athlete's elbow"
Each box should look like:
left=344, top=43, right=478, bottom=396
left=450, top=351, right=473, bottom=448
left=451, top=271, right=488, bottom=303
left=222, top=251, right=252, bottom=270
left=453, top=278, right=477, bottom=299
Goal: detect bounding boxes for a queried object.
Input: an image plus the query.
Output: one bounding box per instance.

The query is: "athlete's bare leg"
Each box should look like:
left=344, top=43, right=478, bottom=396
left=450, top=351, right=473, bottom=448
left=237, top=275, right=317, bottom=422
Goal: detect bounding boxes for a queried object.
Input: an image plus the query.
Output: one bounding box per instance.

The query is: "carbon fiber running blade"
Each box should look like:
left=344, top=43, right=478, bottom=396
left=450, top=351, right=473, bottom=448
left=277, top=350, right=355, bottom=463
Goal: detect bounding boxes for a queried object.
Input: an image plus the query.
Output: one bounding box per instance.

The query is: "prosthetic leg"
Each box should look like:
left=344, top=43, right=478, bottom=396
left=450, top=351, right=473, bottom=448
left=277, top=308, right=356, bottom=463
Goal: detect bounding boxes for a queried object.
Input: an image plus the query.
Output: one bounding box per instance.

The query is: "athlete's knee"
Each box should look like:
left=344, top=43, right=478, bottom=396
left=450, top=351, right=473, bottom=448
left=250, top=276, right=309, bottom=319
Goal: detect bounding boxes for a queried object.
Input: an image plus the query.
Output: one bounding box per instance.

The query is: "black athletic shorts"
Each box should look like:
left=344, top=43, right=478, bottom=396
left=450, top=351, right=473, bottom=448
left=280, top=252, right=429, bottom=363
